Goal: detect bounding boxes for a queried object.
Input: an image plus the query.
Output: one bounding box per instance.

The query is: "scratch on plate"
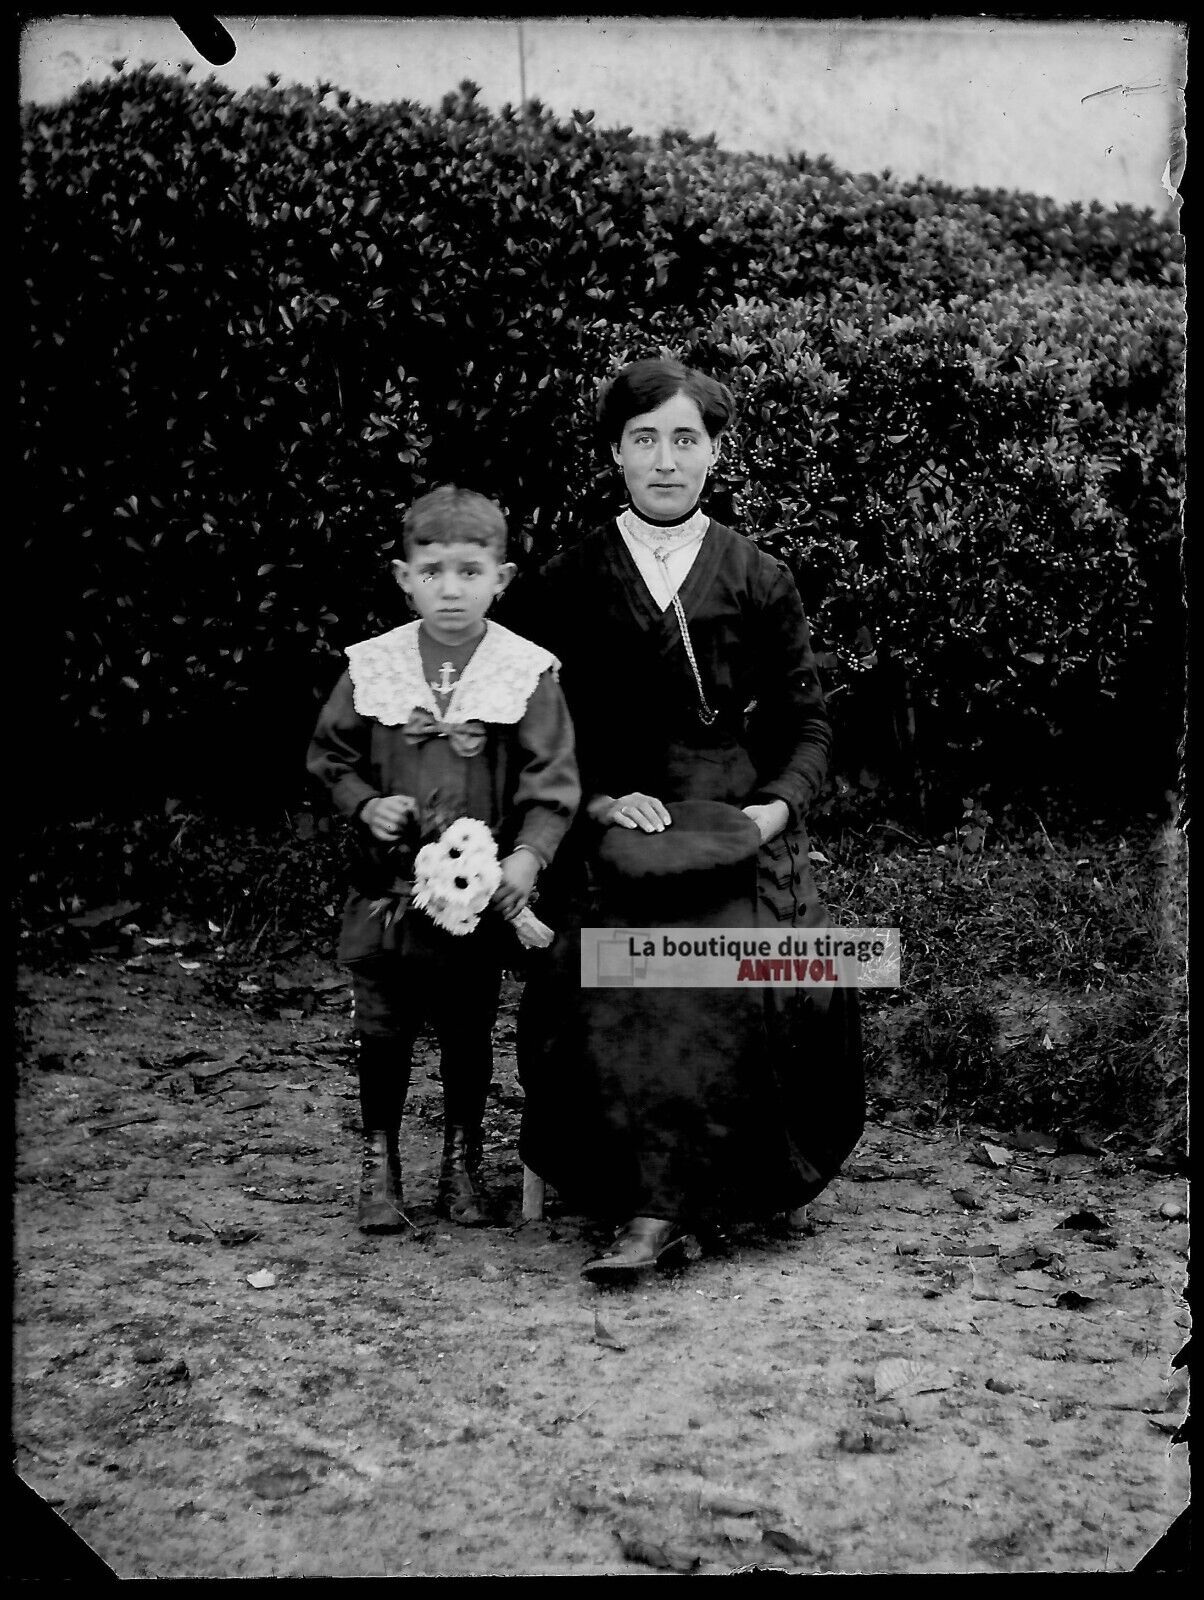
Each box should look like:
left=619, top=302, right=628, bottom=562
left=1081, top=81, right=1163, bottom=104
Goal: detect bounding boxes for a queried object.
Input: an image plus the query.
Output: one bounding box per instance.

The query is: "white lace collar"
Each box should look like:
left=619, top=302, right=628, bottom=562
left=345, top=621, right=560, bottom=727
left=619, top=506, right=710, bottom=548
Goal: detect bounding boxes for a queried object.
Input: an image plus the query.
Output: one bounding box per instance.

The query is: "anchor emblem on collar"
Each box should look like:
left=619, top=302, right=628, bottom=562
left=430, top=660, right=457, bottom=697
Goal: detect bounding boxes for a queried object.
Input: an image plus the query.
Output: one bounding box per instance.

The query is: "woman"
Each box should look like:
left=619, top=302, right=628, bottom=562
left=512, top=356, right=863, bottom=1280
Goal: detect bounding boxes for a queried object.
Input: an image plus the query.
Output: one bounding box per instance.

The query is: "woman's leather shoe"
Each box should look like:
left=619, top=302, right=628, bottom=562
left=581, top=1216, right=683, bottom=1280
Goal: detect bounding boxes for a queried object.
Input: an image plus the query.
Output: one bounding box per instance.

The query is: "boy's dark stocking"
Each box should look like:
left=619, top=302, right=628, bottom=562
left=356, top=1036, right=410, bottom=1142
left=435, top=964, right=502, bottom=1227
left=355, top=1036, right=410, bottom=1234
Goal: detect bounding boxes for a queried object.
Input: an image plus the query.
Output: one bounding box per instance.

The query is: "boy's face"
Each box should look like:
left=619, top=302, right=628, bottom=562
left=611, top=391, right=719, bottom=522
left=392, top=541, right=515, bottom=645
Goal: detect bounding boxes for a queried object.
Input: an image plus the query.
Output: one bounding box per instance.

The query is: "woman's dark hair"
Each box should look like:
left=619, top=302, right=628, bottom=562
left=597, top=358, right=737, bottom=445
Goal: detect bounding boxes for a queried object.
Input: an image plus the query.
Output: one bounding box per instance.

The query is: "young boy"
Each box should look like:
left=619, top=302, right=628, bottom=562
left=306, top=486, right=580, bottom=1233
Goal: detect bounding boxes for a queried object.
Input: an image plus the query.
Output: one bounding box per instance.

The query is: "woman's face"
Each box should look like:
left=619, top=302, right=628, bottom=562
left=612, top=391, right=719, bottom=521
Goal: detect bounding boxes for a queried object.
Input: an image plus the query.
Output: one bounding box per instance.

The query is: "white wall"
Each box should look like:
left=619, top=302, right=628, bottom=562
left=19, top=15, right=1186, bottom=214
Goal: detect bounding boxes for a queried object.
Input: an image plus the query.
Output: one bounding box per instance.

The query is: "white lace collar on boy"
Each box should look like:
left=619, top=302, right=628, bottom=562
left=345, top=621, right=560, bottom=727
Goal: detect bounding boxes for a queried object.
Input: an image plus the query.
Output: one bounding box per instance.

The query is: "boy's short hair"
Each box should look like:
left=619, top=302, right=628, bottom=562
left=597, top=358, right=737, bottom=446
left=401, top=485, right=508, bottom=558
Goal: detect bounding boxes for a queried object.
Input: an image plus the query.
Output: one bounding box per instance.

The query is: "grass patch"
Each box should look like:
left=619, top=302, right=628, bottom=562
left=15, top=802, right=1187, bottom=1161
left=812, top=805, right=1187, bottom=1159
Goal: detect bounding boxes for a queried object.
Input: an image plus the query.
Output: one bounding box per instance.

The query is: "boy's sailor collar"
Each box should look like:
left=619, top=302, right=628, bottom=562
left=345, top=620, right=560, bottom=728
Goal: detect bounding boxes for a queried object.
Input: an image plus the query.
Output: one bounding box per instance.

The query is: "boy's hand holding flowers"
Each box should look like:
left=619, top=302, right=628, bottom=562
left=492, top=847, right=541, bottom=919
left=362, top=794, right=418, bottom=843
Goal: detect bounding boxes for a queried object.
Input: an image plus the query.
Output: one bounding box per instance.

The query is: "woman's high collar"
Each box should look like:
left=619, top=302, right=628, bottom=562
left=623, top=502, right=707, bottom=540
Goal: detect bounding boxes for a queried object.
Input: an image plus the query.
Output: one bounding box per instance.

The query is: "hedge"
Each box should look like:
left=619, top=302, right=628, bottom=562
left=20, top=70, right=1185, bottom=817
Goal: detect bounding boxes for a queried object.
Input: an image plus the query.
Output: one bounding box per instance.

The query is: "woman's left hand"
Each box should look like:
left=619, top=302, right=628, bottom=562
left=742, top=799, right=789, bottom=845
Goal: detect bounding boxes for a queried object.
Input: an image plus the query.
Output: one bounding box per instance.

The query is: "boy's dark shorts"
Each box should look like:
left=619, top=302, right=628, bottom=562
left=347, top=918, right=508, bottom=1042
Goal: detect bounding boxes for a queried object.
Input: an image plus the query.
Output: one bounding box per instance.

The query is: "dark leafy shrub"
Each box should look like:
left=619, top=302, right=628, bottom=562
left=667, top=280, right=1184, bottom=810
left=19, top=69, right=1184, bottom=816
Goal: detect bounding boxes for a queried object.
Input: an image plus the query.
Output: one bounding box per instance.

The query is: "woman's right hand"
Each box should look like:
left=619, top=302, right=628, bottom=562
left=589, top=792, right=672, bottom=832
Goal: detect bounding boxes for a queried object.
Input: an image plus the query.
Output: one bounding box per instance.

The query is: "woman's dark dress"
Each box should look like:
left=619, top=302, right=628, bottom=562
left=512, top=519, right=864, bottom=1224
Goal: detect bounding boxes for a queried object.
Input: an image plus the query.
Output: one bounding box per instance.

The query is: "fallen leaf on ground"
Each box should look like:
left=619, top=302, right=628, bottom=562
left=836, top=1427, right=877, bottom=1454
left=223, top=1095, right=272, bottom=1115
left=873, top=1358, right=951, bottom=1402
left=189, top=1061, right=241, bottom=1086
left=1057, top=1210, right=1107, bottom=1231
left=1005, top=1286, right=1049, bottom=1308
left=969, top=1262, right=1001, bottom=1302
left=1068, top=1128, right=1104, bottom=1153
left=88, top=1112, right=160, bottom=1134
left=568, top=1492, right=610, bottom=1516
left=1049, top=1153, right=1094, bottom=1177
left=245, top=1465, right=312, bottom=1500
left=1048, top=1398, right=1083, bottom=1421
left=999, top=1247, right=1055, bottom=1273
left=1053, top=1289, right=1096, bottom=1310
left=702, top=1492, right=763, bottom=1518
left=762, top=1527, right=813, bottom=1556
left=618, top=1535, right=700, bottom=1572
left=1026, top=1339, right=1070, bottom=1361
left=67, top=900, right=141, bottom=932
left=1006, top=1171, right=1045, bottom=1194
left=969, top=1142, right=1013, bottom=1168
left=593, top=1313, right=626, bottom=1352
left=1012, top=1130, right=1058, bottom=1153
left=214, top=1225, right=260, bottom=1247
left=246, top=1269, right=276, bottom=1289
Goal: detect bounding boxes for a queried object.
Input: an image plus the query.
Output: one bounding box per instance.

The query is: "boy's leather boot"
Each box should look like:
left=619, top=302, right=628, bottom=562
left=436, top=1125, right=488, bottom=1226
left=357, top=1130, right=405, bottom=1233
left=355, top=1038, right=409, bottom=1234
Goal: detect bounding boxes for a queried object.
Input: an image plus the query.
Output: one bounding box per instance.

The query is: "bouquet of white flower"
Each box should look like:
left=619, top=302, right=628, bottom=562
left=411, top=816, right=555, bottom=949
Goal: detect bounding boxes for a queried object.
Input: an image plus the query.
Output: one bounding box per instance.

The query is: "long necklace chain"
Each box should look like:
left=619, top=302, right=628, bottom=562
left=670, top=588, right=718, bottom=726
left=621, top=514, right=717, bottom=726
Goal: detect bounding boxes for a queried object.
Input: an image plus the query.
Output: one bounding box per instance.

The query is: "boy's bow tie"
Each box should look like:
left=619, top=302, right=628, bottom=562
left=402, top=706, right=487, bottom=758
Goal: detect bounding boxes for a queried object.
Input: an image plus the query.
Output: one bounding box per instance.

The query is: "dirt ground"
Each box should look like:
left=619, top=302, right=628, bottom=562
left=11, top=935, right=1190, bottom=1577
